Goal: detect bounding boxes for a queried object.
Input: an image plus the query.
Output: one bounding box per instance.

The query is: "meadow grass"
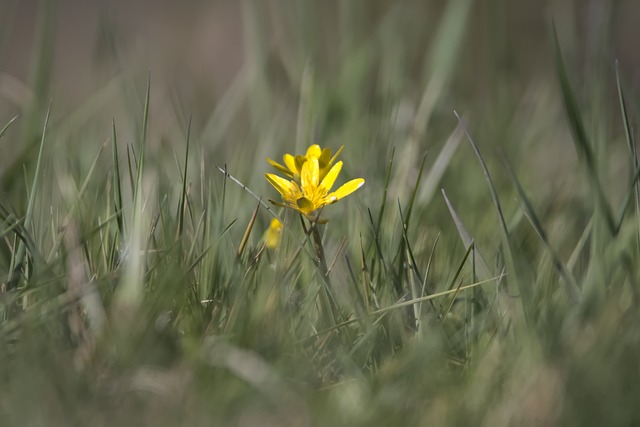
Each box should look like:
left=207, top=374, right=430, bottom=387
left=1, top=1, right=640, bottom=426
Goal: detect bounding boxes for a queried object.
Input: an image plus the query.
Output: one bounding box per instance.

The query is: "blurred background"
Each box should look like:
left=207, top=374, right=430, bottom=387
left=3, top=1, right=639, bottom=135
left=2, top=0, right=639, bottom=201
left=0, top=0, right=637, bottom=245
left=3, top=1, right=640, bottom=100
left=0, top=1, right=635, bottom=217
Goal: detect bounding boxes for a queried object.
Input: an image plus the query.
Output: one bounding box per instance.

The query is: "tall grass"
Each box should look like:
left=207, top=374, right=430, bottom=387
left=1, top=1, right=639, bottom=426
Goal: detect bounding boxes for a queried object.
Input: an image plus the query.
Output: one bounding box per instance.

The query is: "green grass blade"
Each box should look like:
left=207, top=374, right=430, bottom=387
left=501, top=155, right=581, bottom=301
left=0, top=115, right=19, bottom=139
left=23, top=0, right=54, bottom=142
left=8, top=103, right=51, bottom=290
left=403, top=151, right=427, bottom=227
left=375, top=146, right=395, bottom=237
left=454, top=111, right=509, bottom=236
left=615, top=61, right=640, bottom=247
left=367, top=207, right=393, bottom=291
left=112, top=119, right=124, bottom=236
left=215, top=165, right=281, bottom=222
left=414, top=0, right=473, bottom=138
left=551, top=23, right=615, bottom=233
left=441, top=189, right=492, bottom=280
left=304, top=273, right=504, bottom=341
left=418, top=125, right=463, bottom=206
left=453, top=111, right=527, bottom=322
left=397, top=199, right=437, bottom=313
left=441, top=241, right=475, bottom=320
left=176, top=115, right=192, bottom=239
left=126, top=144, right=136, bottom=199
left=134, top=72, right=151, bottom=206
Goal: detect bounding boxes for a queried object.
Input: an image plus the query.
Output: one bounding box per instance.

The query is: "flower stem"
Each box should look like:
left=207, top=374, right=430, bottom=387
left=311, top=225, right=329, bottom=276
left=309, top=221, right=339, bottom=326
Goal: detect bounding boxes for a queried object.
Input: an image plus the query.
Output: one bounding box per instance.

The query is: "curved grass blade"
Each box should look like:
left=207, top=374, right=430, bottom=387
left=500, top=154, right=581, bottom=301
left=551, top=23, right=615, bottom=233
left=215, top=165, right=281, bottom=223
left=0, top=115, right=19, bottom=139
left=453, top=111, right=528, bottom=320
left=615, top=61, right=640, bottom=248
left=441, top=189, right=492, bottom=280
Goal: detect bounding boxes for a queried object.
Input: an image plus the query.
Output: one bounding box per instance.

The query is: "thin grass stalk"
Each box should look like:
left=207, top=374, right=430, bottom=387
left=309, top=221, right=338, bottom=328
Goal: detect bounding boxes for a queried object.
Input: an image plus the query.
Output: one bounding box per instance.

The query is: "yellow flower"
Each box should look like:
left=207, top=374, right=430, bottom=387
left=267, top=144, right=344, bottom=181
left=265, top=152, right=364, bottom=219
left=264, top=218, right=283, bottom=249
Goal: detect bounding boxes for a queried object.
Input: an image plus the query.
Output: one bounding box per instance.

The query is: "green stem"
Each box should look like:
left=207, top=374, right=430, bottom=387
left=311, top=225, right=328, bottom=275
left=310, top=222, right=338, bottom=326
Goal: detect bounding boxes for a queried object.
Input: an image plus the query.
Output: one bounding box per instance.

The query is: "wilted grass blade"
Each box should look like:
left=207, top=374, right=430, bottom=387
left=237, top=200, right=260, bottom=258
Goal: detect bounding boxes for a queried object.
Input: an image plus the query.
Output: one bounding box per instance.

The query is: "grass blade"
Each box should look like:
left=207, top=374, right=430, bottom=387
left=176, top=115, right=192, bottom=239
left=112, top=119, right=124, bottom=236
left=375, top=146, right=395, bottom=237
left=0, top=115, right=19, bottom=139
left=418, top=124, right=463, bottom=205
left=441, top=189, right=492, bottom=280
left=8, top=103, right=51, bottom=290
left=237, top=200, right=260, bottom=258
left=501, top=155, right=581, bottom=301
left=615, top=61, right=640, bottom=248
left=551, top=23, right=615, bottom=233
left=453, top=111, right=527, bottom=322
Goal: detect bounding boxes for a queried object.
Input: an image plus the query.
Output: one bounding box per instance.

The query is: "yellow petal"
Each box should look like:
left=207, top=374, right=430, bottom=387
left=306, top=144, right=322, bottom=159
left=269, top=218, right=282, bottom=230
left=268, top=158, right=293, bottom=177
left=328, top=178, right=364, bottom=202
left=265, top=218, right=283, bottom=249
left=319, top=161, right=343, bottom=193
left=294, top=155, right=306, bottom=173
left=265, top=173, right=295, bottom=196
left=319, top=147, right=331, bottom=168
left=283, top=154, right=298, bottom=174
left=301, top=157, right=319, bottom=190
